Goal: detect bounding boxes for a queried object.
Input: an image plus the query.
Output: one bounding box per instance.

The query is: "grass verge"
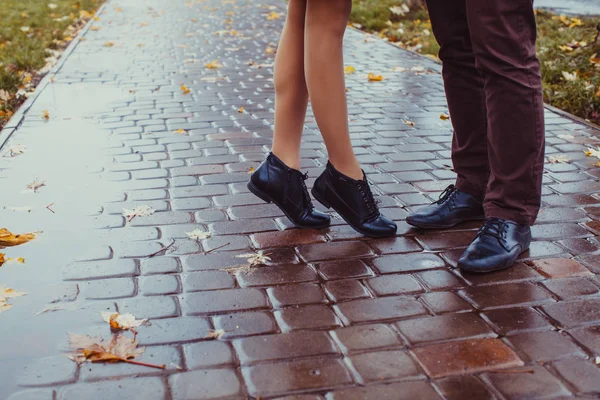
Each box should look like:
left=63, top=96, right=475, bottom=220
left=350, top=0, right=600, bottom=126
left=0, top=0, right=104, bottom=129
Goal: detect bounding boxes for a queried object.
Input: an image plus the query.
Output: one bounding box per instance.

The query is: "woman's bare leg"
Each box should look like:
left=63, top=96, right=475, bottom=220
left=270, top=0, right=308, bottom=170
left=304, top=0, right=362, bottom=180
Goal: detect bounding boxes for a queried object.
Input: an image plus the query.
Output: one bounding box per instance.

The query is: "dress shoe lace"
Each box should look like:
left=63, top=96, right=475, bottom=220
left=357, top=180, right=379, bottom=218
left=435, top=184, right=457, bottom=205
left=477, top=218, right=508, bottom=244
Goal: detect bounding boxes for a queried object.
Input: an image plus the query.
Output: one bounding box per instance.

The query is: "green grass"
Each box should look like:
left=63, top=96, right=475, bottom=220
left=0, top=0, right=103, bottom=127
left=350, top=0, right=600, bottom=125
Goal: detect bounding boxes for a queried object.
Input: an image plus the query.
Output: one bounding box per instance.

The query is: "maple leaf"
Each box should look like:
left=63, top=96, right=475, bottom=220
left=440, top=113, right=450, bottom=120
left=0, top=228, right=37, bottom=247
left=68, top=333, right=164, bottom=369
left=122, top=205, right=156, bottom=222
left=181, top=85, right=191, bottom=94
left=101, top=312, right=147, bottom=331
left=548, top=155, right=570, bottom=164
left=26, top=178, right=46, bottom=192
left=185, top=229, right=211, bottom=240
left=344, top=66, right=356, bottom=74
left=205, top=60, right=222, bottom=69
left=235, top=251, right=271, bottom=266
left=0, top=287, right=27, bottom=313
left=368, top=73, right=383, bottom=82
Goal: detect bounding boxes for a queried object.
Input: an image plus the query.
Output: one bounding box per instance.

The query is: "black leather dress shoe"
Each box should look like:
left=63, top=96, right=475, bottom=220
left=458, top=218, right=531, bottom=273
left=406, top=185, right=485, bottom=229
left=248, top=153, right=331, bottom=229
left=312, top=162, right=397, bottom=238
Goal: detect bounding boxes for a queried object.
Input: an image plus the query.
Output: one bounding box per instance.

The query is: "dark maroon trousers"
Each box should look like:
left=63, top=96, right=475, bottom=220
left=426, top=0, right=545, bottom=226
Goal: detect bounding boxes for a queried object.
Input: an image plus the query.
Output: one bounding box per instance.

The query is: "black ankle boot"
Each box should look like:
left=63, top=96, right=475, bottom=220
left=311, top=162, right=397, bottom=238
left=248, top=153, right=331, bottom=229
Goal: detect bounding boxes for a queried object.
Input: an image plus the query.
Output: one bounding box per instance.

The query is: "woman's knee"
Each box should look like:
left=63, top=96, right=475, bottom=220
left=306, top=0, right=351, bottom=37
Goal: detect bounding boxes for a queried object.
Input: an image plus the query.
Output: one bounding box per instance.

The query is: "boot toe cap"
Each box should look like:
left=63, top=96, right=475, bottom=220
left=363, top=215, right=397, bottom=238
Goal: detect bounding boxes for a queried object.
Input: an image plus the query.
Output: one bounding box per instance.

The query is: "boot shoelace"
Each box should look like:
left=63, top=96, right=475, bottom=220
left=300, top=172, right=314, bottom=208
left=435, top=184, right=458, bottom=205
left=476, top=218, right=508, bottom=244
left=357, top=180, right=379, bottom=218
left=288, top=170, right=314, bottom=209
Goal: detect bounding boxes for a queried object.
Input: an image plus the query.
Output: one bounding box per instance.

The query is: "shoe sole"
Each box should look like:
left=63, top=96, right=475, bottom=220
left=246, top=181, right=330, bottom=230
left=458, top=247, right=529, bottom=274
left=406, top=215, right=485, bottom=230
left=311, top=188, right=397, bottom=239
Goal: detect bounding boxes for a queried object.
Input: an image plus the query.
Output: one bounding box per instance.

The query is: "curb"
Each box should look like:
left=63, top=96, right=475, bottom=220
left=0, top=1, right=109, bottom=150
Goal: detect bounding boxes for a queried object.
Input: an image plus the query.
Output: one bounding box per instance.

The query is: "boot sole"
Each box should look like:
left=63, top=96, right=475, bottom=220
left=311, top=187, right=397, bottom=239
left=246, top=181, right=330, bottom=230
left=406, top=215, right=486, bottom=230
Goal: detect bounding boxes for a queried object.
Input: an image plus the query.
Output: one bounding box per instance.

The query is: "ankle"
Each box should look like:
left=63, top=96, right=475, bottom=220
left=271, top=151, right=300, bottom=170
left=329, top=160, right=363, bottom=181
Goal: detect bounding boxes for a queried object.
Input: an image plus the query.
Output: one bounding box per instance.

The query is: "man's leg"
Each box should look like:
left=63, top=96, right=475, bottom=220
left=406, top=0, right=488, bottom=230
left=426, top=0, right=489, bottom=199
left=466, top=0, right=545, bottom=225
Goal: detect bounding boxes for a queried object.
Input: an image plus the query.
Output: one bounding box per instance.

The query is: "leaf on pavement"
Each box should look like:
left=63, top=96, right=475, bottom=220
left=344, top=66, right=356, bottom=74
left=0, top=253, right=4, bottom=267
left=548, top=155, right=570, bottom=164
left=4, top=144, right=26, bottom=157
left=204, top=329, right=226, bottom=339
left=266, top=11, right=282, bottom=20
left=180, top=84, right=191, bottom=94
left=101, top=312, right=148, bottom=331
left=185, top=229, right=211, bottom=240
left=403, top=120, right=416, bottom=127
left=0, top=287, right=27, bottom=313
left=367, top=73, right=383, bottom=82
left=440, top=113, right=450, bottom=120
left=41, top=110, right=50, bottom=120
left=0, top=228, right=37, bottom=247
left=68, top=333, right=164, bottom=369
left=122, top=205, right=156, bottom=222
left=26, top=178, right=46, bottom=193
left=235, top=251, right=271, bottom=266
left=205, top=60, right=222, bottom=69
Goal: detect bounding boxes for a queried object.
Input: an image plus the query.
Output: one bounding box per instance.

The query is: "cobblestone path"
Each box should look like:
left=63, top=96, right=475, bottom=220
left=1, top=0, right=600, bottom=399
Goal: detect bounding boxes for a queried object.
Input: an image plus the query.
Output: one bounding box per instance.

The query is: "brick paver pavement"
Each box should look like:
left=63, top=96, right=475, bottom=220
left=1, top=0, right=600, bottom=399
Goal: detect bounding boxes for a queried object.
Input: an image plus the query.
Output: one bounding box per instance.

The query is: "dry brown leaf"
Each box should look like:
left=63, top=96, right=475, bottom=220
left=68, top=333, right=163, bottom=369
left=26, top=178, right=46, bottom=192
left=101, top=312, right=148, bottom=331
left=0, top=228, right=37, bottom=247
left=0, top=287, right=27, bottom=313
left=204, top=329, right=226, bottom=339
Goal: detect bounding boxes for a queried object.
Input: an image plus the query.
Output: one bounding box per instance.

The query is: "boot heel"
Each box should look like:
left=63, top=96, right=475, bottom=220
left=247, top=181, right=272, bottom=203
left=311, top=189, right=331, bottom=209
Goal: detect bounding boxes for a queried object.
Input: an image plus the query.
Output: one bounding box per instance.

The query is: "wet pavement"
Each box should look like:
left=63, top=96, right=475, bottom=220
left=535, top=0, right=600, bottom=15
left=1, top=0, right=600, bottom=399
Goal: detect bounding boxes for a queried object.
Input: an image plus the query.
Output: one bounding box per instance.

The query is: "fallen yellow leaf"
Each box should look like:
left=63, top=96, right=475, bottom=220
left=440, top=113, right=450, bottom=120
left=103, top=41, right=115, bottom=47
left=404, top=120, right=415, bottom=127
left=0, top=228, right=37, bottom=247
left=237, top=106, right=245, bottom=113
left=42, top=110, right=50, bottom=120
left=174, top=128, right=187, bottom=135
left=181, top=85, right=191, bottom=94
left=344, top=66, right=356, bottom=74
left=368, top=73, right=383, bottom=82
left=205, top=60, right=222, bottom=69
left=266, top=11, right=281, bottom=20
left=0, top=253, right=4, bottom=267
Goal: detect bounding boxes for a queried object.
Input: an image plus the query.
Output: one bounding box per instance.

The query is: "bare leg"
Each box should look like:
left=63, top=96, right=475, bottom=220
left=304, top=0, right=362, bottom=180
left=271, top=0, right=308, bottom=170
